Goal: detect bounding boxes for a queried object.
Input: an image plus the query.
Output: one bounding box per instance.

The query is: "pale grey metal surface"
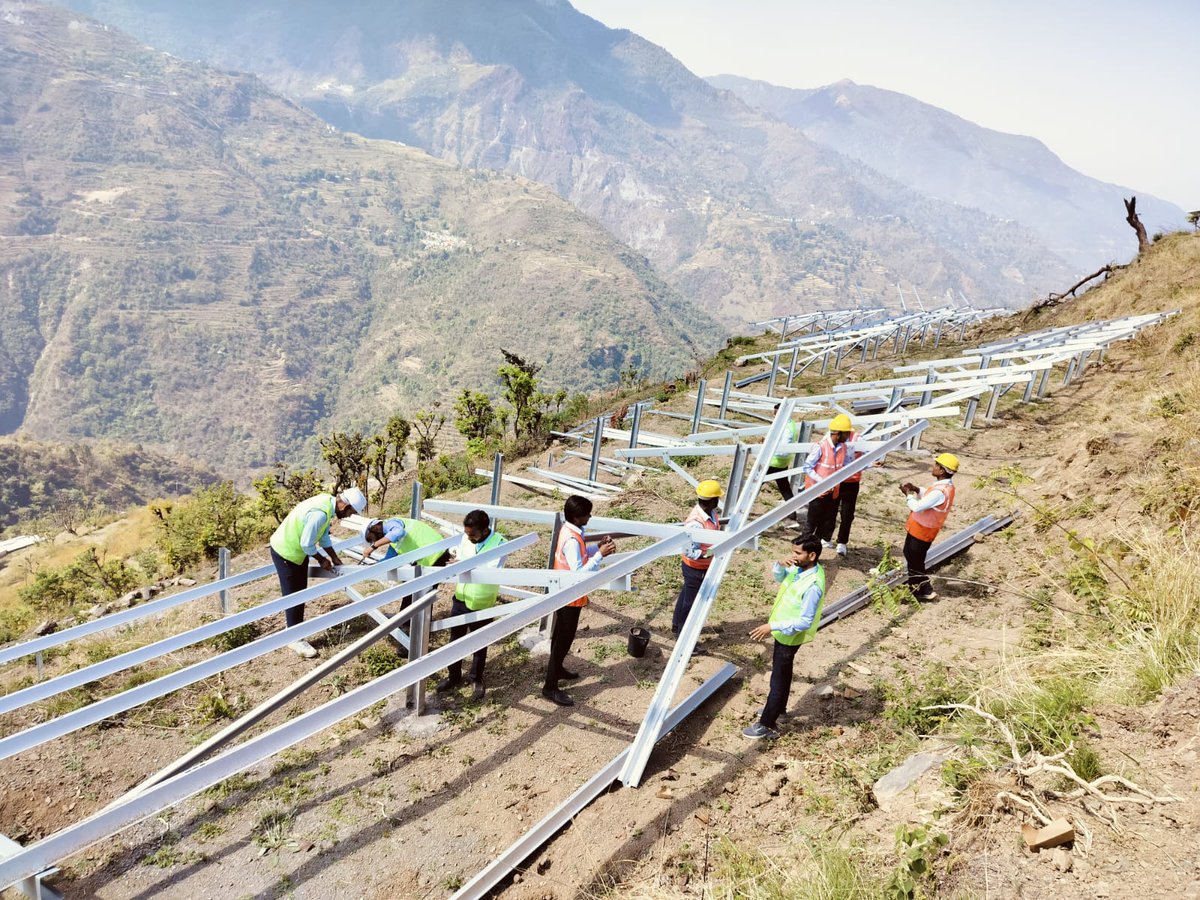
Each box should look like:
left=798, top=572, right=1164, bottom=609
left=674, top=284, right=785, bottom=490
left=217, top=547, right=231, bottom=616
left=0, top=835, right=61, bottom=900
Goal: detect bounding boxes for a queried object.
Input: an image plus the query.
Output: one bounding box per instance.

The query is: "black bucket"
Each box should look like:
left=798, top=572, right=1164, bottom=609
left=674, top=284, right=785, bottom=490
left=628, top=626, right=651, bottom=658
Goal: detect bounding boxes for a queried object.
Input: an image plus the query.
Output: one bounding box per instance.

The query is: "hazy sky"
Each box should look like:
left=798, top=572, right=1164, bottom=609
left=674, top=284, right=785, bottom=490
left=572, top=0, right=1198, bottom=209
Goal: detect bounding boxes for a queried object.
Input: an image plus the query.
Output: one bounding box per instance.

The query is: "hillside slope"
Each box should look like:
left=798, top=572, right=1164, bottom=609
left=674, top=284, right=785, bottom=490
left=0, top=3, right=723, bottom=474
left=52, top=0, right=1076, bottom=320
left=708, top=74, right=1187, bottom=270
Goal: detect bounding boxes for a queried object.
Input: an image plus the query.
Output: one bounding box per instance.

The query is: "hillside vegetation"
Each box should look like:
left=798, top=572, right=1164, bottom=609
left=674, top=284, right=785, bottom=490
left=0, top=3, right=723, bottom=474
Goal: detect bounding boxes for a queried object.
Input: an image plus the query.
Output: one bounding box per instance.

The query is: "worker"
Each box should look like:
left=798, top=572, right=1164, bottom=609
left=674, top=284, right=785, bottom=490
left=765, top=403, right=801, bottom=525
left=542, top=495, right=616, bottom=707
left=269, top=487, right=367, bottom=658
left=671, top=480, right=723, bottom=642
left=743, top=534, right=826, bottom=740
left=900, top=453, right=959, bottom=601
left=361, top=516, right=452, bottom=567
left=799, top=414, right=857, bottom=555
left=437, top=509, right=508, bottom=700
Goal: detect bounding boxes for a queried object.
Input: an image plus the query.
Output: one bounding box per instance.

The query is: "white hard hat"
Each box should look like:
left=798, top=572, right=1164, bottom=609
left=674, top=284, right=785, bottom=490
left=339, top=487, right=367, bottom=514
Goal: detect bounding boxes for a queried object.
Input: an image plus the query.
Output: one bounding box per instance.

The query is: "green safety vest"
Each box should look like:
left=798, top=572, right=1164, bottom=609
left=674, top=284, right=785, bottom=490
left=770, top=421, right=800, bottom=469
left=392, top=518, right=448, bottom=567
left=769, top=563, right=826, bottom=646
left=454, top=529, right=507, bottom=610
left=270, top=494, right=336, bottom=565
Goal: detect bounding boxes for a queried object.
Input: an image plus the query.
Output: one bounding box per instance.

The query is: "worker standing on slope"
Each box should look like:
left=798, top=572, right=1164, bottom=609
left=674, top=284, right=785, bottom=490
left=437, top=509, right=508, bottom=701
left=743, top=534, right=826, bottom=740
left=899, top=453, right=959, bottom=601
left=269, top=487, right=367, bottom=658
left=798, top=414, right=858, bottom=555
left=672, top=480, right=723, bottom=644
left=764, top=402, right=801, bottom=526
left=542, top=495, right=616, bottom=708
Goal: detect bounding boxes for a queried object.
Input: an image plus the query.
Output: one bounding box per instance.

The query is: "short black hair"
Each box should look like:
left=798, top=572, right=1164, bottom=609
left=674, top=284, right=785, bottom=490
left=463, top=509, right=491, bottom=532
left=793, top=534, right=822, bottom=558
left=563, top=495, right=593, bottom=525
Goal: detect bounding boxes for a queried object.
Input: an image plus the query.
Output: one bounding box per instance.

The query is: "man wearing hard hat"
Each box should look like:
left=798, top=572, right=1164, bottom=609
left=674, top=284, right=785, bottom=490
left=798, top=414, right=861, bottom=556
left=672, top=480, right=724, bottom=640
left=269, top=487, right=367, bottom=658
left=899, top=453, right=959, bottom=601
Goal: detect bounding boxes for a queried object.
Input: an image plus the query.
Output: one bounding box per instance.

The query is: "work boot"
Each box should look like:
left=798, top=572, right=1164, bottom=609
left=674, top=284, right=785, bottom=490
left=542, top=687, right=574, bottom=707
left=288, top=640, right=318, bottom=659
left=471, top=681, right=486, bottom=701
left=436, top=676, right=463, bottom=693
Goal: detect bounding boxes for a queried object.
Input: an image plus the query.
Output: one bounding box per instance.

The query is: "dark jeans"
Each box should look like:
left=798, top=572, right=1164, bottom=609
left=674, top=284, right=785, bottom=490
left=807, top=492, right=839, bottom=542
left=760, top=639, right=801, bottom=729
left=543, top=605, right=582, bottom=691
left=834, top=481, right=861, bottom=545
left=271, top=547, right=309, bottom=628
left=672, top=563, right=708, bottom=635
left=904, top=532, right=933, bottom=596
left=447, top=597, right=489, bottom=683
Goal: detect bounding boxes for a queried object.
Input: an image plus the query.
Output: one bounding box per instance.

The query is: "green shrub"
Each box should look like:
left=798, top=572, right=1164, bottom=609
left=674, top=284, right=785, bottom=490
left=357, top=643, right=405, bottom=679
left=152, top=482, right=264, bottom=572
left=418, top=454, right=486, bottom=497
left=210, top=622, right=261, bottom=653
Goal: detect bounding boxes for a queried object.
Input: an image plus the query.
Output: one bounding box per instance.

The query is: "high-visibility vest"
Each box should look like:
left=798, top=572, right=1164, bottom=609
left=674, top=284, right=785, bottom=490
left=803, top=435, right=850, bottom=497
left=681, top=504, right=720, bottom=571
left=392, top=518, right=448, bottom=566
left=270, top=493, right=336, bottom=565
left=455, top=529, right=507, bottom=610
left=844, top=431, right=864, bottom=484
left=554, top=527, right=590, bottom=608
left=769, top=421, right=799, bottom=469
left=769, top=564, right=826, bottom=647
left=906, top=479, right=956, bottom=542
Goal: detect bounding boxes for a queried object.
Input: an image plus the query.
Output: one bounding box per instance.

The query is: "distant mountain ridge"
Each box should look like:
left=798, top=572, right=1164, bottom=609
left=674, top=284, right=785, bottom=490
left=0, top=3, right=720, bottom=473
left=52, top=0, right=1076, bottom=320
left=707, top=74, right=1186, bottom=271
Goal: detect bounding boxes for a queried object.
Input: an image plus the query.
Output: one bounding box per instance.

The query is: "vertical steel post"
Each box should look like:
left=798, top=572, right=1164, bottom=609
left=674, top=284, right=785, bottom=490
left=588, top=418, right=603, bottom=482
left=933, top=320, right=945, bottom=348
left=410, top=481, right=424, bottom=520
left=691, top=380, right=707, bottom=433
left=1036, top=366, right=1051, bottom=398
left=819, top=349, right=831, bottom=376
left=786, top=345, right=801, bottom=387
left=859, top=339, right=869, bottom=363
left=406, top=571, right=430, bottom=715
left=834, top=345, right=845, bottom=370
left=900, top=325, right=913, bottom=354
left=1077, top=350, right=1092, bottom=380
left=1022, top=371, right=1036, bottom=403
left=872, top=336, right=883, bottom=360
left=490, top=452, right=504, bottom=505
left=780, top=316, right=791, bottom=341
left=718, top=372, right=732, bottom=420
left=1063, top=355, right=1078, bottom=385
left=767, top=353, right=780, bottom=396
left=888, top=386, right=903, bottom=412
left=963, top=398, right=979, bottom=429
left=725, top=443, right=747, bottom=513
left=35, top=651, right=43, bottom=682
left=959, top=320, right=969, bottom=340
left=920, top=370, right=935, bottom=408
left=540, top=513, right=564, bottom=634
left=629, top=402, right=643, bottom=449
left=218, top=547, right=231, bottom=616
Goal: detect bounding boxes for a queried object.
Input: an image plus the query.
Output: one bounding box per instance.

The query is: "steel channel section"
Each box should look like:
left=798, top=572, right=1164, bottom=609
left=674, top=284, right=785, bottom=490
left=724, top=443, right=747, bottom=513
left=490, top=452, right=504, bottom=506
left=588, top=418, right=603, bottom=482
left=0, top=532, right=691, bottom=889
left=0, top=535, right=524, bottom=761
left=664, top=456, right=701, bottom=489
left=619, top=418, right=927, bottom=787
left=452, top=663, right=739, bottom=900
left=718, top=372, right=733, bottom=420
left=0, top=532, right=462, bottom=716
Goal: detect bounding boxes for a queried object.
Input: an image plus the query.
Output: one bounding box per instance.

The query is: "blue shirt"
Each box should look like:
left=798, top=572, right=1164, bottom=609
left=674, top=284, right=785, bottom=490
left=771, top=562, right=824, bottom=635
left=301, top=509, right=335, bottom=560
left=561, top=522, right=605, bottom=572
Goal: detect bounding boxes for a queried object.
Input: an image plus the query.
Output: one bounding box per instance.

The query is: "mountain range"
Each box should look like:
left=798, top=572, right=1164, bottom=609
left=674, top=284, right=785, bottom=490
left=0, top=2, right=720, bottom=473
left=50, top=0, right=1080, bottom=321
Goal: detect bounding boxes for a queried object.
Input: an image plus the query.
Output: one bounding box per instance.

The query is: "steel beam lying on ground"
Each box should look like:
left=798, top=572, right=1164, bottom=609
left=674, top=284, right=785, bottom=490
left=453, top=662, right=739, bottom=900
left=0, top=532, right=690, bottom=890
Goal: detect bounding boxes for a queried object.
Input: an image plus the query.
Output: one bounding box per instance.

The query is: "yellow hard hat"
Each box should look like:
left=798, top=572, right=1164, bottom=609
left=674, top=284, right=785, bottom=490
left=696, top=480, right=723, bottom=499
left=829, top=413, right=853, bottom=433
left=935, top=452, right=960, bottom=473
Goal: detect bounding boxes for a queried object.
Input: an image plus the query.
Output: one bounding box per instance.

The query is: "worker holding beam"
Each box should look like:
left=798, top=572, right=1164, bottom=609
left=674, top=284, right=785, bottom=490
left=900, top=453, right=959, bottom=601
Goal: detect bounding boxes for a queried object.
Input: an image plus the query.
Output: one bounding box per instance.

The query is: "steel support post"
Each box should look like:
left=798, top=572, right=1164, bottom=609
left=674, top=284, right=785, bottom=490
left=960, top=320, right=969, bottom=340
left=411, top=481, right=424, bottom=520
left=724, top=443, right=747, bottom=513
left=1036, top=366, right=1051, bottom=398
left=1077, top=349, right=1091, bottom=380
left=780, top=316, right=791, bottom=341
left=1021, top=373, right=1036, bottom=403
left=920, top=370, right=935, bottom=408
left=1063, top=355, right=1078, bottom=385
left=406, top=577, right=430, bottom=714
left=767, top=353, right=780, bottom=395
left=820, top=350, right=831, bottom=376
left=859, top=339, right=869, bottom=363
left=872, top=336, right=883, bottom=360
left=588, top=418, right=603, bottom=483
left=691, top=380, right=707, bottom=433
left=539, top=513, right=563, bottom=634
left=900, top=325, right=912, bottom=354
left=629, top=403, right=643, bottom=449
left=934, top=320, right=944, bottom=348
left=717, top=372, right=732, bottom=420
left=490, top=452, right=504, bottom=506
left=217, top=548, right=231, bottom=616
left=984, top=387, right=1000, bottom=420
left=787, top=345, right=801, bottom=387
left=35, top=652, right=42, bottom=682
left=963, top=397, right=979, bottom=429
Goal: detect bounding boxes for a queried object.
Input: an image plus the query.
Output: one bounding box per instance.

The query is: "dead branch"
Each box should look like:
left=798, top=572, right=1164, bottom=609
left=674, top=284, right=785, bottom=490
left=1025, top=265, right=1115, bottom=317
left=1124, top=195, right=1151, bottom=256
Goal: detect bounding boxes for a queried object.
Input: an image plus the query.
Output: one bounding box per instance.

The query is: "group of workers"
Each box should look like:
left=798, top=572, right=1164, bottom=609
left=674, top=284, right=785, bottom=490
left=266, top=411, right=959, bottom=737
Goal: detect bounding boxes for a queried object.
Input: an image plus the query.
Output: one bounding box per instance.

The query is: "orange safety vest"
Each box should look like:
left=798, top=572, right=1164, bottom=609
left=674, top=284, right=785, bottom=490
left=681, top=504, right=720, bottom=571
left=906, top=480, right=956, bottom=542
left=804, top=435, right=850, bottom=498
left=843, top=431, right=864, bottom=484
left=554, top=527, right=590, bottom=608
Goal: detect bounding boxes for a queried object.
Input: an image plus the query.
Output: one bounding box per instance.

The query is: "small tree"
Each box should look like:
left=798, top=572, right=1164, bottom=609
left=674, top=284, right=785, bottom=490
left=253, top=463, right=326, bottom=524
left=497, top=349, right=541, bottom=439
left=412, top=405, right=446, bottom=464
left=320, top=430, right=370, bottom=493
left=152, top=482, right=260, bottom=572
left=366, top=414, right=411, bottom=508
left=453, top=390, right=500, bottom=455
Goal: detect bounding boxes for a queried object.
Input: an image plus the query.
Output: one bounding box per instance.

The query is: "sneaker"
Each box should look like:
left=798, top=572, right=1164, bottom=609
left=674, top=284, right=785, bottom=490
left=542, top=688, right=574, bottom=707
left=436, top=677, right=463, bottom=694
left=836, top=543, right=848, bottom=558
left=742, top=723, right=780, bottom=740
left=288, top=640, right=318, bottom=659
left=821, top=540, right=836, bottom=550
left=471, top=681, right=487, bottom=701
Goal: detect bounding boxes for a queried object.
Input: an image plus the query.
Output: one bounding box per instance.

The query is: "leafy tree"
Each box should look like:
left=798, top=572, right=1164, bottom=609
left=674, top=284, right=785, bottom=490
left=497, top=349, right=541, bottom=439
left=366, top=414, right=411, bottom=508
left=412, top=405, right=446, bottom=464
left=319, top=430, right=370, bottom=493
left=453, top=390, right=501, bottom=456
left=151, top=482, right=261, bottom=572
left=253, top=463, right=326, bottom=524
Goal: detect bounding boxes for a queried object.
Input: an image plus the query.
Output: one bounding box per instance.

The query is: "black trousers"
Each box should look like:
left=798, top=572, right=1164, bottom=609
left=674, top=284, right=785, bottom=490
left=904, top=532, right=933, bottom=595
left=807, top=492, right=839, bottom=542
left=834, top=481, right=861, bottom=545
left=672, top=562, right=708, bottom=635
left=760, top=639, right=801, bottom=729
left=271, top=547, right=309, bottom=628
left=543, top=604, right=582, bottom=691
left=766, top=465, right=796, bottom=503
left=447, top=597, right=489, bottom=683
